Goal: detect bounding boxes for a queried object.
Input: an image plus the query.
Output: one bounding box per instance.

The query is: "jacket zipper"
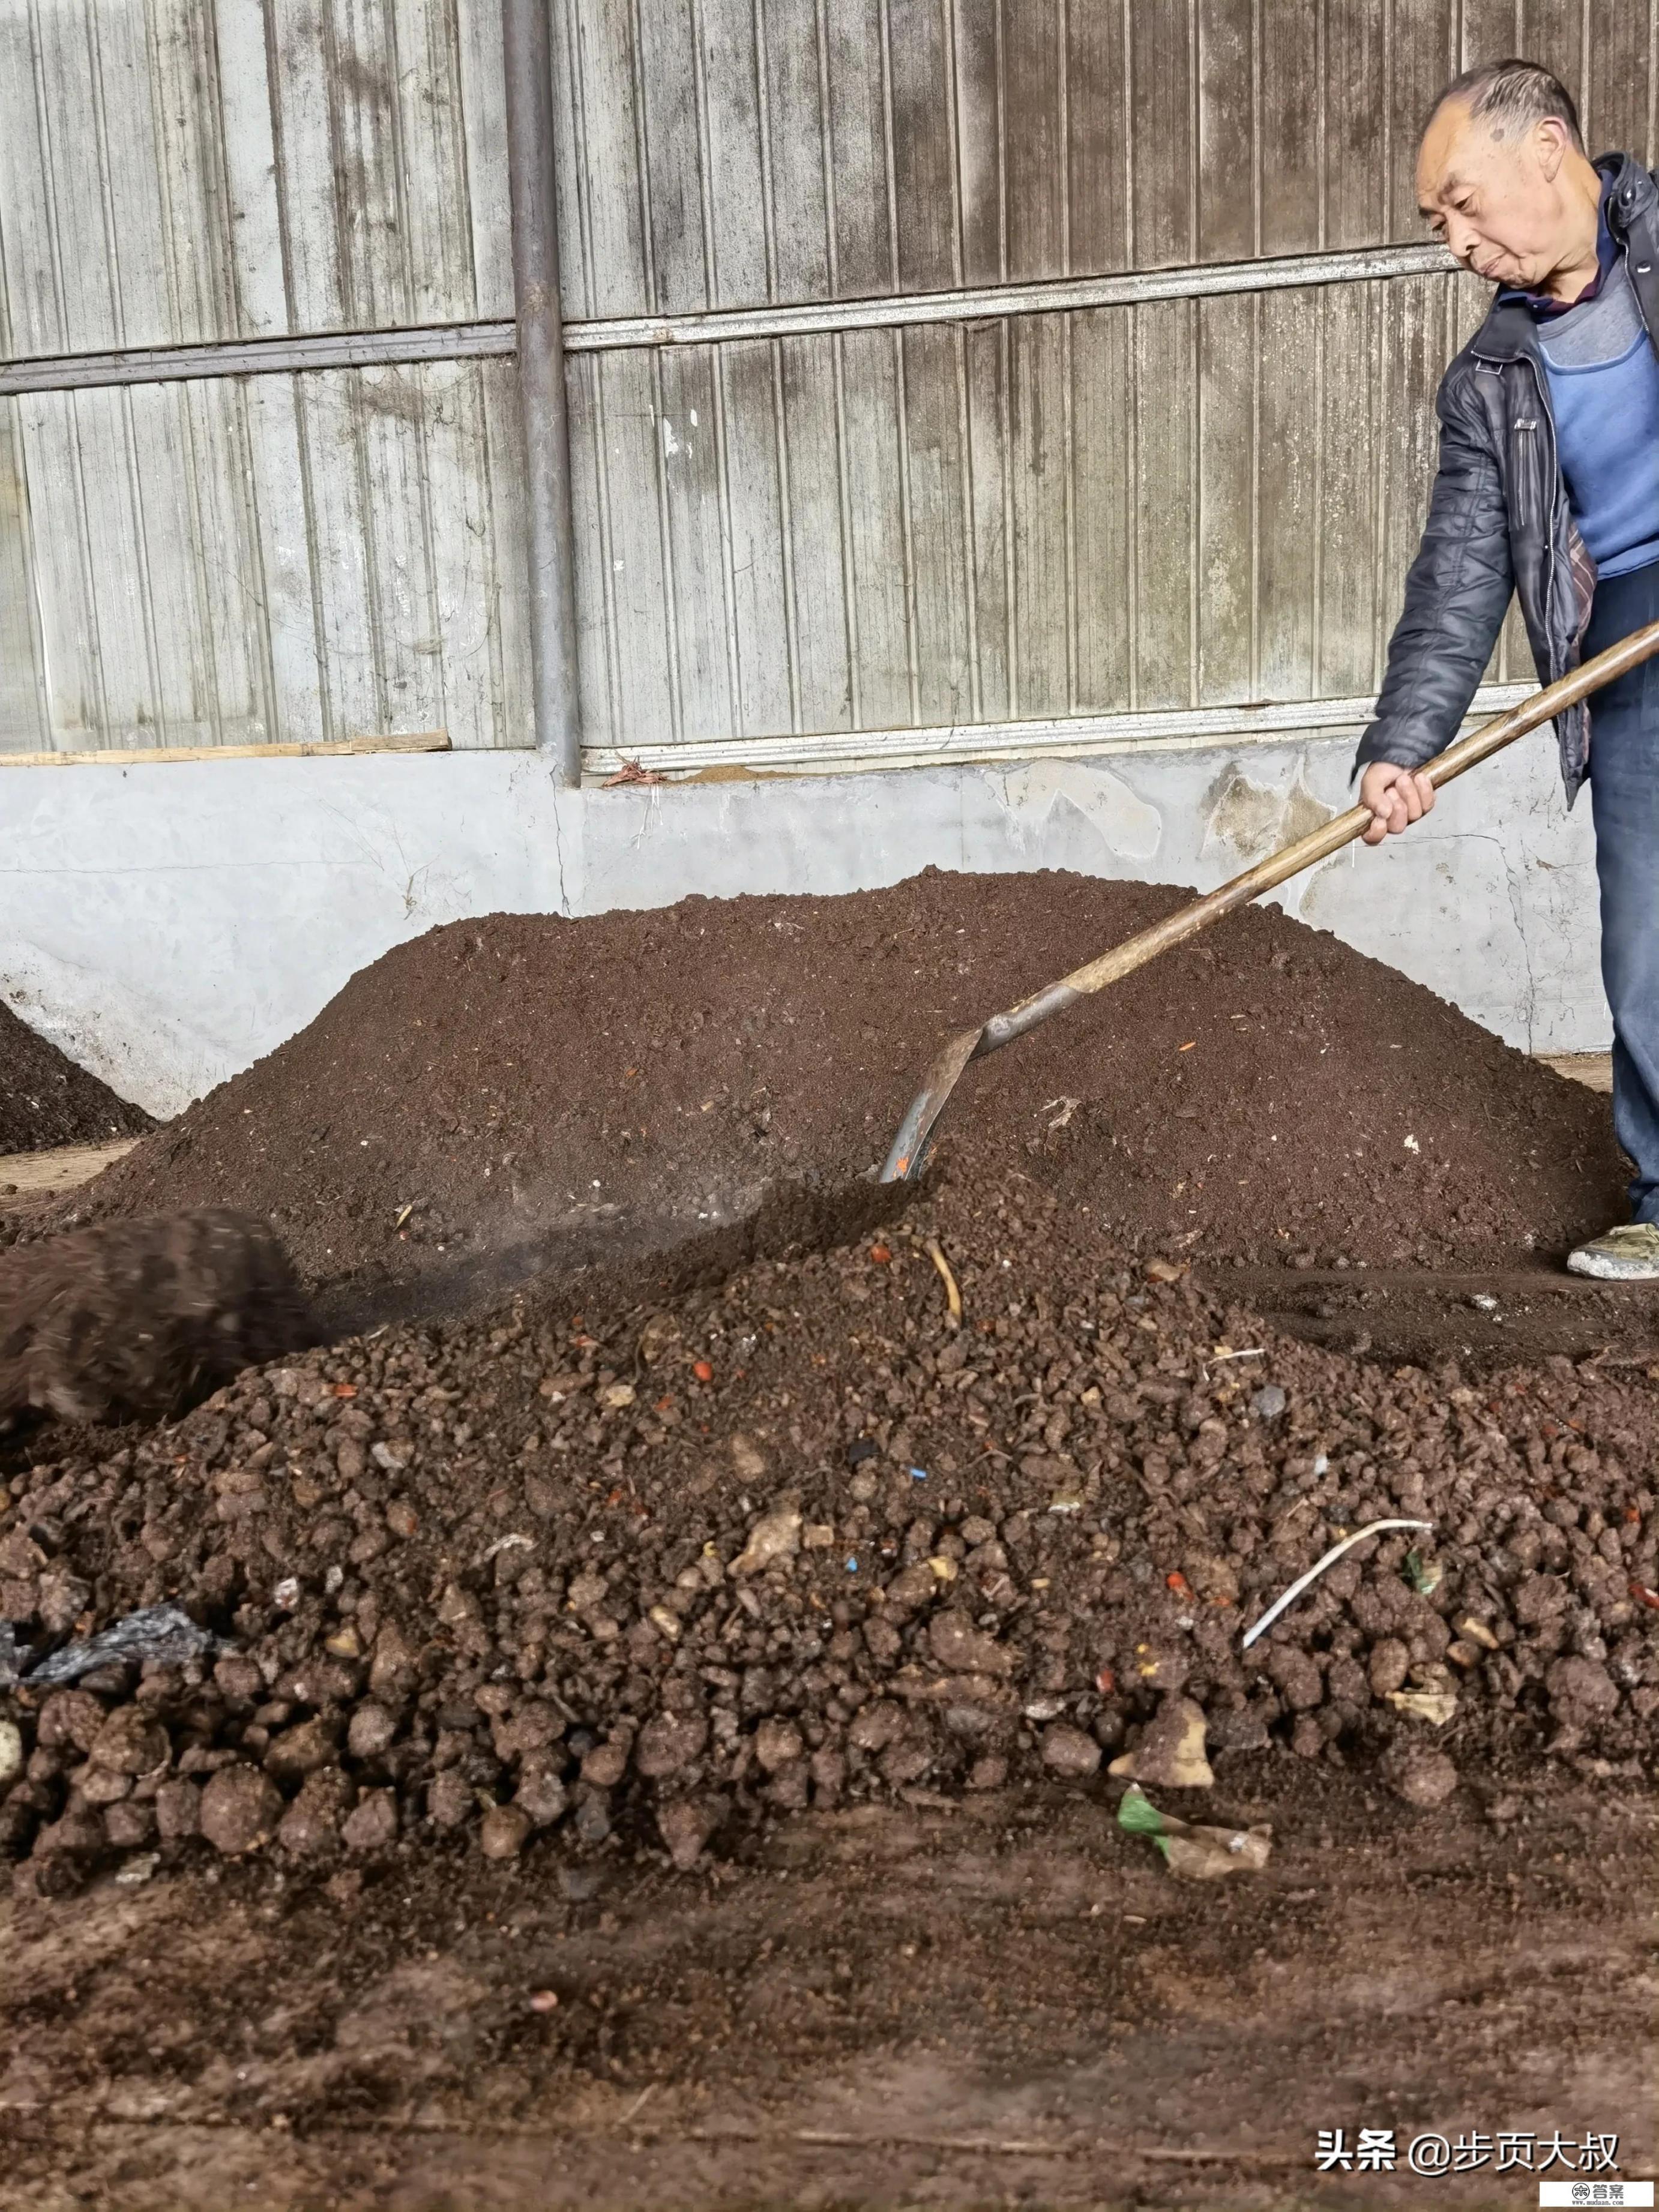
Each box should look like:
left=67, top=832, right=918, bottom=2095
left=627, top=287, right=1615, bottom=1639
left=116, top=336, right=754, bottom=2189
left=1523, top=355, right=1558, bottom=655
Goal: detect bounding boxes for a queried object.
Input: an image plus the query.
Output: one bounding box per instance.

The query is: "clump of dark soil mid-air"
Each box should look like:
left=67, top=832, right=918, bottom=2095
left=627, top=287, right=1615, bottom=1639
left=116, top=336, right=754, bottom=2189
left=0, top=1001, right=152, bottom=1155
left=64, top=872, right=1625, bottom=1307
left=0, top=1210, right=317, bottom=1428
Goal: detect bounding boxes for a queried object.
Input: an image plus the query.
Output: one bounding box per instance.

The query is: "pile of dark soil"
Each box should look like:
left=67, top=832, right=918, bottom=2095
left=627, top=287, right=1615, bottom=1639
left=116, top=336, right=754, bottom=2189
left=68, top=873, right=1625, bottom=1304
left=0, top=1002, right=152, bottom=1155
left=4, top=1172, right=1655, bottom=1889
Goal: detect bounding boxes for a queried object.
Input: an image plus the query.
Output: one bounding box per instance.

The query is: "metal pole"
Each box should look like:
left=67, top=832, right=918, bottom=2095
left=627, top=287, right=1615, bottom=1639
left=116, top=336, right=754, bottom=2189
left=503, top=0, right=581, bottom=781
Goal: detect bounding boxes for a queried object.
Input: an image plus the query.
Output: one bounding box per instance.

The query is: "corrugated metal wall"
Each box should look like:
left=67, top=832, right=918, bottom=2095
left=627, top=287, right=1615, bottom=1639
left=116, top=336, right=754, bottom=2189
left=559, top=0, right=1659, bottom=774
left=0, top=0, right=528, bottom=752
left=2, top=2, right=1658, bottom=765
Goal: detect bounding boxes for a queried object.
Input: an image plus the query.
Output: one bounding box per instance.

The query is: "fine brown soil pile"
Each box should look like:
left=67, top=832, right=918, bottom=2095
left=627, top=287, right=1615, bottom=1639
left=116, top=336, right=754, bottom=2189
left=5, top=1171, right=1655, bottom=1891
left=68, top=872, right=1626, bottom=1309
left=0, top=1001, right=152, bottom=1155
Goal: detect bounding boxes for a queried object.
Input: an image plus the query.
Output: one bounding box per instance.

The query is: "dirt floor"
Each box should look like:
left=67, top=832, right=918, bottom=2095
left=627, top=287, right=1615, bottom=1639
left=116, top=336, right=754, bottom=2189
left=3, top=873, right=1657, bottom=2209
left=4, top=1768, right=1651, bottom=2210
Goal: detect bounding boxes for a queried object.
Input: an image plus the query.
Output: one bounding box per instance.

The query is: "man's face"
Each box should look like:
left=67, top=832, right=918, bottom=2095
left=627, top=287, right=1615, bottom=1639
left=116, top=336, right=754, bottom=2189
left=1417, top=100, right=1580, bottom=290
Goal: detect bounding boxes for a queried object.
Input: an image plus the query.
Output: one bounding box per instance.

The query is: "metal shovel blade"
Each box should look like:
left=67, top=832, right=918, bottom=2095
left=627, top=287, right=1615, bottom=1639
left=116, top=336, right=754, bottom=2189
left=879, top=1025, right=987, bottom=1183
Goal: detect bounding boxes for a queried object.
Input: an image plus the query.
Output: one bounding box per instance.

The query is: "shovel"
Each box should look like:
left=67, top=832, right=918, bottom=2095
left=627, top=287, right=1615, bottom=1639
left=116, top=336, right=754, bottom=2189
left=880, top=620, right=1659, bottom=1183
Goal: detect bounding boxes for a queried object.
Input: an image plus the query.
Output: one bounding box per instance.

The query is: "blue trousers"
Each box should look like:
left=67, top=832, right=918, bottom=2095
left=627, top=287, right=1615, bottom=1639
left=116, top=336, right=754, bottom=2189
left=1585, top=559, right=1659, bottom=1224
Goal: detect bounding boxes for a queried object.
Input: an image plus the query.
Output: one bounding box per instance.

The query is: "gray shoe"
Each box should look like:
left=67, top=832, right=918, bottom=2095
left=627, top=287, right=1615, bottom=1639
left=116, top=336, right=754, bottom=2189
left=1566, top=1222, right=1659, bottom=1280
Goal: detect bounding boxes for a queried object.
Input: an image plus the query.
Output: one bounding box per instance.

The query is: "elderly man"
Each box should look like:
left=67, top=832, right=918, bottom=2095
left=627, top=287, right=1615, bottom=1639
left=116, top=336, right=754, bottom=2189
left=1359, top=58, right=1659, bottom=1279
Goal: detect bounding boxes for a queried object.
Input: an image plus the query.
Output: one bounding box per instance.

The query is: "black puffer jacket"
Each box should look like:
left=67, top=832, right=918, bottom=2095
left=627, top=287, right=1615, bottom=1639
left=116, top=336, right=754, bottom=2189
left=1356, top=152, right=1659, bottom=804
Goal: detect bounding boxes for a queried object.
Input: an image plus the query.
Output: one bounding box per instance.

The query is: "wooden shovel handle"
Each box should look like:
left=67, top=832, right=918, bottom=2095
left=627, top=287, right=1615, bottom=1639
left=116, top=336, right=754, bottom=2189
left=976, top=618, right=1659, bottom=1057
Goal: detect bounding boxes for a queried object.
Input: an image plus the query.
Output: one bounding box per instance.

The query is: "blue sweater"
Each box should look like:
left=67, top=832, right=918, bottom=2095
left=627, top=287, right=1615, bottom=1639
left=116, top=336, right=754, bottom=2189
left=1537, top=254, right=1659, bottom=579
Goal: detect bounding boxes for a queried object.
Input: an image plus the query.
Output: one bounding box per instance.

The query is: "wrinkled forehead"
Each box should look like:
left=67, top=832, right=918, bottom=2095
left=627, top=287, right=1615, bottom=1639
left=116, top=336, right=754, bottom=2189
left=1417, top=99, right=1507, bottom=204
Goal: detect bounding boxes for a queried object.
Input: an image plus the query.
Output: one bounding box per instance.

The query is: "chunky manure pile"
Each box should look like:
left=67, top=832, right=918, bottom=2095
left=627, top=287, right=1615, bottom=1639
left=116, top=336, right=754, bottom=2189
left=68, top=871, right=1625, bottom=1305
left=5, top=1171, right=1656, bottom=1890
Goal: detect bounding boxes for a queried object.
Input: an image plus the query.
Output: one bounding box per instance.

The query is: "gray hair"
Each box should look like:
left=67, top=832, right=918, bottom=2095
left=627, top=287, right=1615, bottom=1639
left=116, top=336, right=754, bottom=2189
left=1429, top=58, right=1584, bottom=151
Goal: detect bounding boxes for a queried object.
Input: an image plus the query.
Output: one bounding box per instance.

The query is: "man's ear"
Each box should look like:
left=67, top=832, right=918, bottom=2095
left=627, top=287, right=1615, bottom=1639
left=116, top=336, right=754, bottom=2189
left=1535, top=115, right=1570, bottom=181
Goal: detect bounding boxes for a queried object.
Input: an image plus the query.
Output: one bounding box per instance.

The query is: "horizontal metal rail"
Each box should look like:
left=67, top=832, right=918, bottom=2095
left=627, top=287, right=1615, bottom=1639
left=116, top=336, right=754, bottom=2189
left=1, top=242, right=1457, bottom=394
left=562, top=241, right=1458, bottom=352
left=581, top=682, right=1535, bottom=784
left=0, top=321, right=516, bottom=395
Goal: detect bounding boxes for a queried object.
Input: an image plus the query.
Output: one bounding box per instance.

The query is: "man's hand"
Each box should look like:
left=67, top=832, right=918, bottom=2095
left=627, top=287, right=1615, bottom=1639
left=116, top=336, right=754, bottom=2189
left=1359, top=761, right=1436, bottom=845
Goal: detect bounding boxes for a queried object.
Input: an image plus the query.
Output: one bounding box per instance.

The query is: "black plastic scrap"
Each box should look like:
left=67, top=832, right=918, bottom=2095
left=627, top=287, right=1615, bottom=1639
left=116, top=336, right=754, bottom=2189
left=0, top=1603, right=223, bottom=1689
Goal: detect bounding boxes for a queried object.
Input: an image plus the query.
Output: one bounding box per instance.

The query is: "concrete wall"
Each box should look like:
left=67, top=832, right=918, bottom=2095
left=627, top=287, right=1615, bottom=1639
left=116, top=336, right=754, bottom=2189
left=1, top=738, right=1604, bottom=1121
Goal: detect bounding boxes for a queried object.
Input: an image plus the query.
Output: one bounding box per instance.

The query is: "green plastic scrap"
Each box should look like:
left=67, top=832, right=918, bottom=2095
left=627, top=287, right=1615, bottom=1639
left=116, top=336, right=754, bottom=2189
left=1116, top=1783, right=1172, bottom=1859
left=1403, top=1548, right=1443, bottom=1597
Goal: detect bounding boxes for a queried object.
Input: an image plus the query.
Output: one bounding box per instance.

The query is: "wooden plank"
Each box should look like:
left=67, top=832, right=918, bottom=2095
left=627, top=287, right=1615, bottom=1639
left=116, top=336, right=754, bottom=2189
left=1457, top=0, right=1525, bottom=72
left=1517, top=1, right=1587, bottom=113
left=456, top=0, right=514, bottom=317
left=1386, top=0, right=1457, bottom=242
left=70, top=388, right=164, bottom=742
left=1129, top=0, right=1196, bottom=269
left=327, top=0, right=410, bottom=329
left=1583, top=0, right=1652, bottom=158
left=242, top=373, right=328, bottom=744
left=357, top=364, right=446, bottom=739
left=564, top=352, right=616, bottom=748
left=143, top=0, right=239, bottom=344
left=1194, top=290, right=1255, bottom=703
left=696, top=0, right=769, bottom=308
left=837, top=328, right=912, bottom=726
left=1323, top=0, right=1388, bottom=252
left=822, top=0, right=893, bottom=298
left=1068, top=305, right=1131, bottom=712
left=419, top=356, right=525, bottom=750
left=1003, top=0, right=1064, bottom=280
left=265, top=0, right=346, bottom=331
left=478, top=356, right=534, bottom=747
left=124, top=380, right=224, bottom=745
left=636, top=0, right=708, bottom=314
left=1196, top=0, right=1255, bottom=263
left=951, top=0, right=1003, bottom=286
left=1376, top=274, right=1451, bottom=679
left=182, top=375, right=279, bottom=743
left=899, top=323, right=974, bottom=726
left=715, top=338, right=795, bottom=736
left=0, top=0, right=58, bottom=356
left=1065, top=0, right=1127, bottom=275
left=0, top=732, right=450, bottom=768
left=777, top=332, right=854, bottom=732
left=757, top=0, right=831, bottom=301
left=390, top=0, right=483, bottom=326
left=29, top=0, right=120, bottom=352
left=1314, top=278, right=1381, bottom=700
left=657, top=347, right=736, bottom=740
left=961, top=320, right=1011, bottom=720
left=1005, top=313, right=1070, bottom=718
left=293, top=369, right=383, bottom=742
left=1131, top=293, right=1198, bottom=709
left=592, top=347, right=678, bottom=750
left=0, top=399, right=49, bottom=747
left=211, top=0, right=289, bottom=336
left=886, top=0, right=957, bottom=292
left=564, top=0, right=650, bottom=317
left=1258, top=0, right=1323, bottom=254
left=98, top=0, right=188, bottom=350
left=1256, top=287, right=1320, bottom=701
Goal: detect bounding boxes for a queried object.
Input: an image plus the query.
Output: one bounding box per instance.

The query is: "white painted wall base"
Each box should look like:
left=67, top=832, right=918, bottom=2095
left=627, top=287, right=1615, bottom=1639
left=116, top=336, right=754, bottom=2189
left=1, top=736, right=1606, bottom=1120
